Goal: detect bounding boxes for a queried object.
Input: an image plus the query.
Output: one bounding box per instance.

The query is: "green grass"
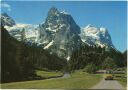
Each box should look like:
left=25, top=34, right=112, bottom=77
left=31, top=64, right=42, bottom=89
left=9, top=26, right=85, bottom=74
left=1, top=70, right=102, bottom=89
left=36, top=70, right=63, bottom=78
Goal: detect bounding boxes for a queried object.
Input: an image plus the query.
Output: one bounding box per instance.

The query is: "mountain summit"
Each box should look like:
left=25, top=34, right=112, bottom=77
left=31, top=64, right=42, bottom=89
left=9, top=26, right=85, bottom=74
left=1, top=13, right=15, bottom=27
left=41, top=7, right=80, bottom=34
left=38, top=7, right=82, bottom=60
left=80, top=24, right=114, bottom=48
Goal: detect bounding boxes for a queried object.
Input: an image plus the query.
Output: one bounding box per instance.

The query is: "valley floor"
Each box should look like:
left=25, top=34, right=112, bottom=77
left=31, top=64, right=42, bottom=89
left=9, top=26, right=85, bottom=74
left=1, top=70, right=102, bottom=89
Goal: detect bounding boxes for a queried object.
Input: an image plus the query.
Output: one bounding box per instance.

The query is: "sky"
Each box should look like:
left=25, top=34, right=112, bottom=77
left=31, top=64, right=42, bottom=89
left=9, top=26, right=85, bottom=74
left=1, top=1, right=127, bottom=52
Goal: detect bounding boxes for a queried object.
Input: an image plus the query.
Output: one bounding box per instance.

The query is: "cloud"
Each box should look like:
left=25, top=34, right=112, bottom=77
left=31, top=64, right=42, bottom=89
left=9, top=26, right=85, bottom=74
left=1, top=2, right=11, bottom=11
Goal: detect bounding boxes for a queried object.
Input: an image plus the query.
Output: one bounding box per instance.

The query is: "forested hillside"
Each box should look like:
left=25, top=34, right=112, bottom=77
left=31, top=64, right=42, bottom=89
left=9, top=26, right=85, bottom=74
left=1, top=26, right=67, bottom=83
left=69, top=44, right=126, bottom=73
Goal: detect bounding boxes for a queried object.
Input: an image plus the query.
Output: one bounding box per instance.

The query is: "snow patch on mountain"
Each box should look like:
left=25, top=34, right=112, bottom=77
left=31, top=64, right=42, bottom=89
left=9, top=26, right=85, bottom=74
left=44, top=40, right=54, bottom=49
left=66, top=56, right=70, bottom=61
left=81, top=24, right=114, bottom=48
left=60, top=10, right=69, bottom=15
left=4, top=24, right=31, bottom=31
left=5, top=23, right=39, bottom=42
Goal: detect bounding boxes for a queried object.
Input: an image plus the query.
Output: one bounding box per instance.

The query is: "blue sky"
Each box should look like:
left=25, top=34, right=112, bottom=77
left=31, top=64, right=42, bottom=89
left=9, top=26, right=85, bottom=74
left=1, top=1, right=127, bottom=52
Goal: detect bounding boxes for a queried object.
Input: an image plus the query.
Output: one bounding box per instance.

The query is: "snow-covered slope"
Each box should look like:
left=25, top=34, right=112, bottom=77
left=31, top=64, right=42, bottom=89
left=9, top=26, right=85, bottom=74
left=44, top=40, right=54, bottom=49
left=4, top=24, right=39, bottom=43
left=81, top=24, right=114, bottom=48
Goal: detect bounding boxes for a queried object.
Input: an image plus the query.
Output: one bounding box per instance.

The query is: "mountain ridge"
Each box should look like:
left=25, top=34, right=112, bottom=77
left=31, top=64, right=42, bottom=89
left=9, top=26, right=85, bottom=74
left=1, top=7, right=116, bottom=60
left=80, top=24, right=115, bottom=49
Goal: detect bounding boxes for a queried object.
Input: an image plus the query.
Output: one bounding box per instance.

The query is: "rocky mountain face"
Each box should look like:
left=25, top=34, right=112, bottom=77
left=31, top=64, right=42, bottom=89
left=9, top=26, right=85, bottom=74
left=38, top=7, right=82, bottom=60
left=81, top=24, right=115, bottom=49
left=1, top=13, right=15, bottom=26
left=1, top=13, right=40, bottom=44
left=4, top=24, right=39, bottom=43
left=1, top=7, right=115, bottom=60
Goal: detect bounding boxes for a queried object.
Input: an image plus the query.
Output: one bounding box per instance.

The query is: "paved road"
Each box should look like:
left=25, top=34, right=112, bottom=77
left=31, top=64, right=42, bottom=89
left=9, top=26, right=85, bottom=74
left=91, top=79, right=125, bottom=90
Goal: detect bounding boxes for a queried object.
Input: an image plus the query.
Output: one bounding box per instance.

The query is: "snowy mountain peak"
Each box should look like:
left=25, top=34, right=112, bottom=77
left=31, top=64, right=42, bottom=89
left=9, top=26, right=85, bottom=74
left=84, top=24, right=93, bottom=29
left=38, top=7, right=81, bottom=60
left=81, top=25, right=114, bottom=48
left=60, top=10, right=69, bottom=15
left=48, top=7, right=59, bottom=16
left=42, top=7, right=80, bottom=34
left=5, top=23, right=40, bottom=43
left=82, top=25, right=108, bottom=37
left=1, top=13, right=16, bottom=27
left=48, top=7, right=69, bottom=16
left=99, top=27, right=107, bottom=33
left=49, top=7, right=58, bottom=12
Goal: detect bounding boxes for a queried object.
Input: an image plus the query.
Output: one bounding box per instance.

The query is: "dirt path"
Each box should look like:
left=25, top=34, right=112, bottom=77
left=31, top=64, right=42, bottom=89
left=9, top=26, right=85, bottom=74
left=91, top=79, right=125, bottom=90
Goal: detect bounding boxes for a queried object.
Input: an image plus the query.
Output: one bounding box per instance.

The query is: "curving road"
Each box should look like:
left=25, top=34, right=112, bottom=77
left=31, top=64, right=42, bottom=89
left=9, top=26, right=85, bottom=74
left=91, top=79, right=126, bottom=90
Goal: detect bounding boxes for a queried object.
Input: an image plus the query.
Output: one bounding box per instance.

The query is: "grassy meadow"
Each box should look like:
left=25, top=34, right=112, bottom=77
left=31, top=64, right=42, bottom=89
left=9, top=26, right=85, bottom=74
left=1, top=70, right=102, bottom=89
